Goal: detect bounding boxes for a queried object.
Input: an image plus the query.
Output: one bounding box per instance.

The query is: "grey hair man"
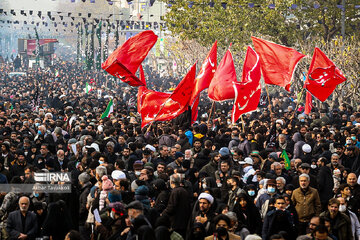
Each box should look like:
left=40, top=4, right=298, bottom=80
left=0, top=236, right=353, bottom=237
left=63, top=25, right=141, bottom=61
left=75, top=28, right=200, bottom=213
left=6, top=196, right=38, bottom=239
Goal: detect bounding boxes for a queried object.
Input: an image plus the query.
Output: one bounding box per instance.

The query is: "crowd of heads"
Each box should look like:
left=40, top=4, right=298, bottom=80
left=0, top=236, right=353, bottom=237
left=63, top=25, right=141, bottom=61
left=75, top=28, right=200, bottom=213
left=0, top=57, right=360, bottom=240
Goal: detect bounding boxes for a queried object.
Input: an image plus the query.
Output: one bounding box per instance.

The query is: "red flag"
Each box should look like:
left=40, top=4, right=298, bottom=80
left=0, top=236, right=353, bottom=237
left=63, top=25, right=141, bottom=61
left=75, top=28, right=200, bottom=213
left=191, top=95, right=200, bottom=124
left=251, top=36, right=305, bottom=90
left=208, top=48, right=237, bottom=101
left=190, top=41, right=217, bottom=123
left=305, top=47, right=346, bottom=102
left=191, top=41, right=217, bottom=101
left=102, top=30, right=157, bottom=86
left=139, top=89, right=171, bottom=128
left=304, top=91, right=312, bottom=115
left=140, top=64, right=197, bottom=128
left=231, top=47, right=262, bottom=123
left=137, top=86, right=147, bottom=113
left=138, top=65, right=146, bottom=86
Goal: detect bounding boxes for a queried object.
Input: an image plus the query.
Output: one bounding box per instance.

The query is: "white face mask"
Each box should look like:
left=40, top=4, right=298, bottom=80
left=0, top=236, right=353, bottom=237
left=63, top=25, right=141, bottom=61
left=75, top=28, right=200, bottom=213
left=346, top=140, right=352, bottom=145
left=135, top=171, right=141, bottom=176
left=311, top=164, right=317, bottom=169
left=339, top=204, right=346, bottom=212
left=268, top=187, right=276, bottom=193
left=202, top=184, right=207, bottom=189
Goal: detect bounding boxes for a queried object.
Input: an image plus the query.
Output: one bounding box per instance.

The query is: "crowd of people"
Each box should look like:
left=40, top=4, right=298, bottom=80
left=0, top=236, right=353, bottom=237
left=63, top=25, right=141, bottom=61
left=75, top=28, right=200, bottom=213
left=0, top=56, right=360, bottom=240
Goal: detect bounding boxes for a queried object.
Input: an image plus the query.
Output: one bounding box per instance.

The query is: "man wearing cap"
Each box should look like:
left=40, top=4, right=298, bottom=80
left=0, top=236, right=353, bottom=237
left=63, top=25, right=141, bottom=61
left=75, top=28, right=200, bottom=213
left=124, top=200, right=153, bottom=239
left=9, top=150, right=28, bottom=178
left=187, top=192, right=216, bottom=239
left=240, top=157, right=257, bottom=184
left=167, top=152, right=184, bottom=171
left=291, top=173, right=321, bottom=235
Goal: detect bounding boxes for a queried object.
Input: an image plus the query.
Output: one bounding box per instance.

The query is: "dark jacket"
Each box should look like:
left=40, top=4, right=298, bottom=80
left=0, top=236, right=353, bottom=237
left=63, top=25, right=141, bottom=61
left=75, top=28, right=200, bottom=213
left=238, top=139, right=251, bottom=157
left=199, top=160, right=218, bottom=179
left=320, top=211, right=354, bottom=240
left=161, top=186, right=191, bottom=232
left=6, top=210, right=38, bottom=240
left=78, top=182, right=92, bottom=226
left=262, top=209, right=296, bottom=240
left=317, top=165, right=334, bottom=204
left=233, top=197, right=262, bottom=235
left=187, top=200, right=217, bottom=240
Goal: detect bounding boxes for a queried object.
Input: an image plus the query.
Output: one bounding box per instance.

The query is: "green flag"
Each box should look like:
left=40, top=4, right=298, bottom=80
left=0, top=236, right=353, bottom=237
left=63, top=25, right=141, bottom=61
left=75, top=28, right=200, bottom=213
left=101, top=99, right=114, bottom=119
left=280, top=149, right=291, bottom=170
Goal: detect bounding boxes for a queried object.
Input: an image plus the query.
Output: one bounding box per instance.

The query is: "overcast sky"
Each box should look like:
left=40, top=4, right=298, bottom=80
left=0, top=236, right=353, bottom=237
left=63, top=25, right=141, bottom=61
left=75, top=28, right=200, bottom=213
left=1, top=0, right=59, bottom=11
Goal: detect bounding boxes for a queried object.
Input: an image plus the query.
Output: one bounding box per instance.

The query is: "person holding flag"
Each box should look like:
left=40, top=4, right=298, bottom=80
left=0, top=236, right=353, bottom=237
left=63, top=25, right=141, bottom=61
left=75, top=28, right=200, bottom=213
left=101, top=98, right=114, bottom=119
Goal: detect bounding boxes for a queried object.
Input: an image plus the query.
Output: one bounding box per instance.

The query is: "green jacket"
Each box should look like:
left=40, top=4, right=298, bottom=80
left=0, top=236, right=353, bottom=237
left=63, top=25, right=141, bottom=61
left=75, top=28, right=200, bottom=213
left=319, top=211, right=354, bottom=240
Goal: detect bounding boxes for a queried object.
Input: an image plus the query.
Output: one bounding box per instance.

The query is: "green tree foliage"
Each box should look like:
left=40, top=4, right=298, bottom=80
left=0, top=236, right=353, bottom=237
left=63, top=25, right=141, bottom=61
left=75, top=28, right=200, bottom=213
left=161, top=0, right=360, bottom=49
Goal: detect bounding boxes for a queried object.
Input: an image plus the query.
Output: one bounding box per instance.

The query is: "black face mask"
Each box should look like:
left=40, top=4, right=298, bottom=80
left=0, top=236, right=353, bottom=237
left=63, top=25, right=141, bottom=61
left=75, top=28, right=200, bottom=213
left=193, top=232, right=204, bottom=239
left=216, top=227, right=228, bottom=237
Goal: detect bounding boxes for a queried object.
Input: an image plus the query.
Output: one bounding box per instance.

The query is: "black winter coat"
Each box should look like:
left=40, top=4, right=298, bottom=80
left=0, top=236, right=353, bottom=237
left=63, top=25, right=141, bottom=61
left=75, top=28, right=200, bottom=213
left=161, top=186, right=191, bottom=232
left=317, top=165, right=334, bottom=204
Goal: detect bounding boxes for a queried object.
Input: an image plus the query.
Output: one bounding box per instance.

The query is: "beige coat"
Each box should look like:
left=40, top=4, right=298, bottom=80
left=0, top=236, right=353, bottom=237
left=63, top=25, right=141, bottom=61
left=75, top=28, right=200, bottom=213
left=291, top=186, right=322, bottom=222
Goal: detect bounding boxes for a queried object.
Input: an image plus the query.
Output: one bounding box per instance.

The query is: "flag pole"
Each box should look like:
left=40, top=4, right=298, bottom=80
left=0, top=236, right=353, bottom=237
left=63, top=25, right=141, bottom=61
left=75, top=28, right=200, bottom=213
left=145, top=121, right=154, bottom=134
left=240, top=115, right=245, bottom=132
left=265, top=85, right=273, bottom=114
left=146, top=95, right=174, bottom=131
left=290, top=88, right=305, bottom=121
left=207, top=101, right=215, bottom=125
